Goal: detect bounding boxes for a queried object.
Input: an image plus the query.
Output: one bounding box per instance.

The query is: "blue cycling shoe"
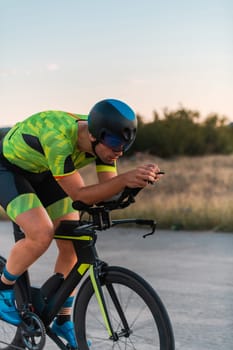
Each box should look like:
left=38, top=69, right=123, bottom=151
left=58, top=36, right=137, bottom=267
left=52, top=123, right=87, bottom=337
left=52, top=319, right=78, bottom=348
left=0, top=289, right=21, bottom=326
left=52, top=319, right=92, bottom=349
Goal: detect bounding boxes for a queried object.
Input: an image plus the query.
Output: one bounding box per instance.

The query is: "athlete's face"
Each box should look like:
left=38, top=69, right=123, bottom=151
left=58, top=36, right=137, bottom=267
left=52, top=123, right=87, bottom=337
left=88, top=133, right=124, bottom=163
left=95, top=142, right=123, bottom=163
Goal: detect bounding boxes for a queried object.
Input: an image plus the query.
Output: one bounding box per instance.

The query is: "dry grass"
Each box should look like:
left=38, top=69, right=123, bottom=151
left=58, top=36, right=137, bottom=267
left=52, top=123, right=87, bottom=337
left=121, top=154, right=233, bottom=231
left=79, top=153, right=233, bottom=232
left=1, top=154, right=233, bottom=231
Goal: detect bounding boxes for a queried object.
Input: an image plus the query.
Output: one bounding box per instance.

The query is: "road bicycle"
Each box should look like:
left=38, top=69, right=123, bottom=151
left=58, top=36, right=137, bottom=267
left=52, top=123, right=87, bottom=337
left=0, top=187, right=175, bottom=350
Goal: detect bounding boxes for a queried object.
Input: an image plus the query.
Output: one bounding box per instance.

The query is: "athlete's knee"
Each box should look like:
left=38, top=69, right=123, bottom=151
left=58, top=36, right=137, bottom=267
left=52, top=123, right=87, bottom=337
left=26, top=223, right=54, bottom=252
left=38, top=229, right=54, bottom=249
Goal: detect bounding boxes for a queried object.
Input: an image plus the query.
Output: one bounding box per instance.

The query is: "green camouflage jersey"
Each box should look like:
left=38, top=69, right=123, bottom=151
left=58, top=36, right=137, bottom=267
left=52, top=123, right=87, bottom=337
left=3, top=110, right=116, bottom=179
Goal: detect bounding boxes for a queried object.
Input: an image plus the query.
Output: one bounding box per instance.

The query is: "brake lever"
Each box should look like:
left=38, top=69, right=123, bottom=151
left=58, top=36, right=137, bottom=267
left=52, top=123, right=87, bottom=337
left=143, top=221, right=157, bottom=238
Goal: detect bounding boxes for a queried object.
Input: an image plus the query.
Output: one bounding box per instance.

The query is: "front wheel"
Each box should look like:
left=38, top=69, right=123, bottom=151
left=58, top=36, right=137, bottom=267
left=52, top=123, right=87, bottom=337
left=73, top=266, right=175, bottom=350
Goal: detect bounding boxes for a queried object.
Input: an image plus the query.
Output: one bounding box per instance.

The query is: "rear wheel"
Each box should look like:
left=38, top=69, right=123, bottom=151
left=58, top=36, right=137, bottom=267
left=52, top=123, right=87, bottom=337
left=74, top=266, right=175, bottom=350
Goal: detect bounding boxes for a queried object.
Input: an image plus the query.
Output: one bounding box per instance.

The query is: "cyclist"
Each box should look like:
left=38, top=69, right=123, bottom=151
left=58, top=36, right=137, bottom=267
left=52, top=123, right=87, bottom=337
left=0, top=98, right=162, bottom=348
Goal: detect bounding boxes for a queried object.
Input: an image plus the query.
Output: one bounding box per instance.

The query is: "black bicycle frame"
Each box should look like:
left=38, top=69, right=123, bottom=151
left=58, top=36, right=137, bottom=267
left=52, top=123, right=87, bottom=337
left=12, top=202, right=156, bottom=345
left=13, top=220, right=119, bottom=339
left=13, top=221, right=99, bottom=326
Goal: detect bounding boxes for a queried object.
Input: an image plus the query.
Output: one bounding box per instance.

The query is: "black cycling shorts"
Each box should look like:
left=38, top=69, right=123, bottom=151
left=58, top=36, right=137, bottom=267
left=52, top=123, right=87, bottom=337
left=0, top=142, right=75, bottom=221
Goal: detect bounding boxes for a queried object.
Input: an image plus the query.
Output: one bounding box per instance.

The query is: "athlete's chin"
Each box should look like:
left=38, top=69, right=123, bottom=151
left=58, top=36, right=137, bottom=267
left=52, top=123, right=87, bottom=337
left=109, top=157, right=118, bottom=162
left=98, top=155, right=114, bottom=164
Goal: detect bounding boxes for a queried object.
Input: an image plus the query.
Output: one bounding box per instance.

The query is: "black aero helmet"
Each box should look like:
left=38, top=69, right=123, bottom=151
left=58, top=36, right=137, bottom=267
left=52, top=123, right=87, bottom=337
left=88, top=99, right=137, bottom=152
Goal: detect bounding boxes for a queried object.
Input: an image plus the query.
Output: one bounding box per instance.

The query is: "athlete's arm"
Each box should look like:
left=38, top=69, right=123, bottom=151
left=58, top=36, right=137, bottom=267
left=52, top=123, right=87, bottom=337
left=97, top=170, right=117, bottom=184
left=57, top=164, right=159, bottom=205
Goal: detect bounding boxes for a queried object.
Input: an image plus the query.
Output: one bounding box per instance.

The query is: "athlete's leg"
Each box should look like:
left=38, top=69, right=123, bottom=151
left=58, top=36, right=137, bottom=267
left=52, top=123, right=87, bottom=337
left=4, top=207, right=54, bottom=278
left=0, top=204, right=54, bottom=325
left=53, top=211, right=80, bottom=277
left=50, top=212, right=80, bottom=348
left=17, top=171, right=81, bottom=346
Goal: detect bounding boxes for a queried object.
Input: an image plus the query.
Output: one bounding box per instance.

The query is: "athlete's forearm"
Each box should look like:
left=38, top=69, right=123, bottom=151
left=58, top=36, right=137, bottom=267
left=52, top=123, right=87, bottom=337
left=73, top=175, right=126, bottom=204
left=58, top=163, right=161, bottom=205
left=58, top=171, right=126, bottom=205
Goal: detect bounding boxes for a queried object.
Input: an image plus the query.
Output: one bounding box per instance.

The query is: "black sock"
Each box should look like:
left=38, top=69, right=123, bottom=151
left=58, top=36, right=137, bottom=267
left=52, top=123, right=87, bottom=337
left=56, top=315, right=71, bottom=325
left=0, top=279, right=13, bottom=290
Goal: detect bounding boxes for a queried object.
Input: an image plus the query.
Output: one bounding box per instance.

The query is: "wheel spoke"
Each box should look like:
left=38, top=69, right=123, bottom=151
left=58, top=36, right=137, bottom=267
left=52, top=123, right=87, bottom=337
left=75, top=268, right=174, bottom=349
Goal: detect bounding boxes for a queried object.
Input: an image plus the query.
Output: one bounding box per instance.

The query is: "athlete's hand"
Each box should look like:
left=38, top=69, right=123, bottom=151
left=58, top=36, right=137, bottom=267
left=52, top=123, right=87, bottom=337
left=122, top=163, right=164, bottom=188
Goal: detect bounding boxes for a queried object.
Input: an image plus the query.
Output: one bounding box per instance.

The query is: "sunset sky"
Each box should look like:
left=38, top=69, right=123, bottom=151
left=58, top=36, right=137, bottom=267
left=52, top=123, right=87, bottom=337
left=1, top=0, right=232, bottom=126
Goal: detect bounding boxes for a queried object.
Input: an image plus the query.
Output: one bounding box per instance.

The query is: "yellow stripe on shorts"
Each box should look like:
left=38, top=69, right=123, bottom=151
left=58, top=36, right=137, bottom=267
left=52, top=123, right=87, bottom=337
left=46, top=197, right=76, bottom=221
left=6, top=193, right=42, bottom=221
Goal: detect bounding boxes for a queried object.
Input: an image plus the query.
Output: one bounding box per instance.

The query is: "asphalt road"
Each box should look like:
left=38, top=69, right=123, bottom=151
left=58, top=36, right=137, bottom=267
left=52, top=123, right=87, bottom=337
left=0, top=221, right=232, bottom=350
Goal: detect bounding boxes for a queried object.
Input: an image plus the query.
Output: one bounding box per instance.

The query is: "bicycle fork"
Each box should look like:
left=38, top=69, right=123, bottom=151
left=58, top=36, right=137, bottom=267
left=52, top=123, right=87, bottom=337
left=89, top=263, right=132, bottom=341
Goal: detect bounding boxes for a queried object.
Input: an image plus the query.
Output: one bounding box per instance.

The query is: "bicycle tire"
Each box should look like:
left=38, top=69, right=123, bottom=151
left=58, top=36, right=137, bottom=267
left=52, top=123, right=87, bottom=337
left=0, top=256, right=25, bottom=350
left=73, top=266, right=175, bottom=350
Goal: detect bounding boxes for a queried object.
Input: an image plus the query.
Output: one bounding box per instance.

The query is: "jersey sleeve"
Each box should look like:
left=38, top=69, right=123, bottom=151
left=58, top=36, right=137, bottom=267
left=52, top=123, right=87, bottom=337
left=95, top=157, right=117, bottom=173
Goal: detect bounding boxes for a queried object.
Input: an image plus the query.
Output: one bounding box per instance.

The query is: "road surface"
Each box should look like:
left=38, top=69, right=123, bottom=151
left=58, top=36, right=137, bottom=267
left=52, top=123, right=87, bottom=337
left=0, top=221, right=232, bottom=350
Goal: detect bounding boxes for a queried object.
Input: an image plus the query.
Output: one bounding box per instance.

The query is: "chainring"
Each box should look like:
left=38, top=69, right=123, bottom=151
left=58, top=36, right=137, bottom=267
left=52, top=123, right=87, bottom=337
left=19, top=312, right=46, bottom=350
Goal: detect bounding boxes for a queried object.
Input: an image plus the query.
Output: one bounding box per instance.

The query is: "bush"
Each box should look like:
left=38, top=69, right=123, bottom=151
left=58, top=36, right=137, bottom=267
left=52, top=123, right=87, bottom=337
left=131, top=108, right=233, bottom=158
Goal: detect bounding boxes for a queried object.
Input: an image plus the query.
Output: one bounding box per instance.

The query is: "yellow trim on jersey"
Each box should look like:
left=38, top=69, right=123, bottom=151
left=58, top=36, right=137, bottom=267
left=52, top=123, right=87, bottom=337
left=96, top=164, right=116, bottom=173
left=54, top=170, right=77, bottom=180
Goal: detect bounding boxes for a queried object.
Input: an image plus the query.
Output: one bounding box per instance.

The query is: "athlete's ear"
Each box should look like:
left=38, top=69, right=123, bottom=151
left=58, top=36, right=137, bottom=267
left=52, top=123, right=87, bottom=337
left=89, top=133, right=96, bottom=142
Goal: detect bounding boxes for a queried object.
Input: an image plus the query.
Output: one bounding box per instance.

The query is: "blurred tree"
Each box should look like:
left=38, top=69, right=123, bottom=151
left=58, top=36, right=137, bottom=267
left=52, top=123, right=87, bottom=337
left=130, top=108, right=232, bottom=158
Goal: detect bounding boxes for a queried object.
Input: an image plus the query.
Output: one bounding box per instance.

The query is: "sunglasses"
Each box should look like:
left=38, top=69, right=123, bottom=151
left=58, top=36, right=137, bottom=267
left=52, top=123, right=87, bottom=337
left=101, top=134, right=126, bottom=153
